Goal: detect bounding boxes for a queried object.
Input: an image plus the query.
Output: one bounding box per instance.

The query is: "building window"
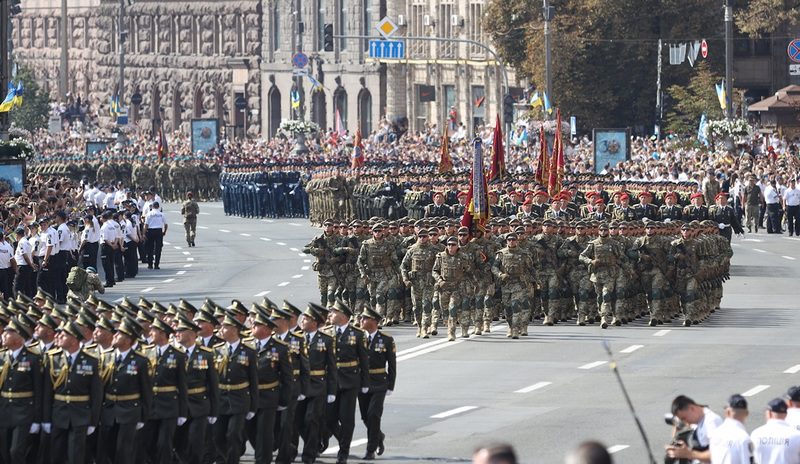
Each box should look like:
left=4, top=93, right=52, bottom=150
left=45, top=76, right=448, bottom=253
left=317, top=0, right=325, bottom=51
left=443, top=84, right=456, bottom=122
left=213, top=15, right=221, bottom=54
left=471, top=85, right=485, bottom=131
left=468, top=2, right=485, bottom=57
left=437, top=2, right=454, bottom=59
left=111, top=17, right=117, bottom=52
left=362, top=0, right=370, bottom=51
left=272, top=4, right=280, bottom=51
left=339, top=4, right=347, bottom=50
left=130, top=16, right=138, bottom=54
left=191, top=16, right=199, bottom=54
left=410, top=3, right=426, bottom=57
left=236, top=15, right=244, bottom=54
left=171, top=16, right=178, bottom=54
left=151, top=16, right=157, bottom=54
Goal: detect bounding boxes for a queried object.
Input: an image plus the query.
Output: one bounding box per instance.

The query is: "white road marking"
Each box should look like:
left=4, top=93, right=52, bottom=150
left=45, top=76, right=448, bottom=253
left=174, top=246, right=182, bottom=250
left=254, top=291, right=271, bottom=297
left=183, top=264, right=193, bottom=268
left=199, top=212, right=210, bottom=216
left=290, top=247, right=299, bottom=252
left=163, top=241, right=171, bottom=245
left=783, top=256, right=797, bottom=261
left=322, top=438, right=367, bottom=456
left=289, top=223, right=301, bottom=227
left=240, top=233, right=251, bottom=237
left=653, top=329, right=671, bottom=337
left=431, top=406, right=478, bottom=419
left=607, top=445, right=629, bottom=454
left=219, top=229, right=230, bottom=233
left=292, top=274, right=303, bottom=279
left=297, top=253, right=305, bottom=257
left=753, top=248, right=767, bottom=253
left=114, top=297, right=124, bottom=303
left=142, top=287, right=154, bottom=293
left=303, top=259, right=311, bottom=263
left=261, top=219, right=274, bottom=223
left=396, top=338, right=450, bottom=357
left=176, top=271, right=186, bottom=275
left=277, top=282, right=290, bottom=287
left=186, top=257, right=195, bottom=261
left=182, top=251, right=191, bottom=255
left=578, top=361, right=608, bottom=370
left=301, top=266, right=310, bottom=271
left=742, top=385, right=770, bottom=397
left=162, top=278, right=175, bottom=283
left=742, top=238, right=764, bottom=242
left=172, top=222, right=182, bottom=226
left=276, top=242, right=286, bottom=246
left=514, top=381, right=552, bottom=394
left=784, top=364, right=800, bottom=374
left=397, top=339, right=464, bottom=362
left=198, top=226, right=208, bottom=229
left=260, top=237, right=271, bottom=241
left=620, top=345, right=644, bottom=354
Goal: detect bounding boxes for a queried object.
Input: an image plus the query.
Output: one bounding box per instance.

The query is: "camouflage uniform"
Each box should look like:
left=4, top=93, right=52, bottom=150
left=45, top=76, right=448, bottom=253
left=530, top=231, right=562, bottom=326
left=557, top=228, right=596, bottom=325
left=492, top=235, right=534, bottom=339
left=303, top=227, right=340, bottom=307
left=669, top=225, right=701, bottom=325
left=580, top=226, right=622, bottom=328
left=432, top=240, right=471, bottom=341
left=332, top=232, right=361, bottom=309
left=400, top=236, right=437, bottom=337
left=472, top=233, right=499, bottom=333
left=357, top=227, right=402, bottom=324
left=634, top=225, right=671, bottom=324
left=180, top=198, right=200, bottom=246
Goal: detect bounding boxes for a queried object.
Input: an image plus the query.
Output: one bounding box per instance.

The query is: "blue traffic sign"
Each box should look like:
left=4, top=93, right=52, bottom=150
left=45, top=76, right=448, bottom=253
left=368, top=40, right=405, bottom=59
left=788, top=39, right=800, bottom=63
left=292, top=52, right=309, bottom=68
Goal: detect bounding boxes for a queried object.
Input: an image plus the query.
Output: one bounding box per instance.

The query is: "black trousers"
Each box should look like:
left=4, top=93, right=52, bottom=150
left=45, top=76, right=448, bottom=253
left=55, top=250, right=72, bottom=303
left=113, top=247, right=125, bottom=282
left=14, top=265, right=35, bottom=297
left=174, top=416, right=208, bottom=464
left=787, top=205, right=800, bottom=235
left=767, top=203, right=782, bottom=233
left=296, top=395, right=325, bottom=462
left=141, top=418, right=177, bottom=464
left=145, top=229, right=164, bottom=267
left=51, top=425, right=88, bottom=464
left=100, top=244, right=115, bottom=286
left=97, top=422, right=137, bottom=464
left=246, top=406, right=277, bottom=464
left=36, top=254, right=58, bottom=296
left=213, top=413, right=245, bottom=464
left=123, top=243, right=138, bottom=278
left=0, top=268, right=13, bottom=300
left=0, top=425, right=30, bottom=464
left=275, top=393, right=298, bottom=464
left=358, top=391, right=387, bottom=454
left=81, top=242, right=99, bottom=269
left=325, top=388, right=358, bottom=459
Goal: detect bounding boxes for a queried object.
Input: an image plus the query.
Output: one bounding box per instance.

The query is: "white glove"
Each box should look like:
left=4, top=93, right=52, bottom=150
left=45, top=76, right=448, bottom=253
left=42, top=423, right=51, bottom=434
left=386, top=390, right=393, bottom=397
left=177, top=417, right=187, bottom=426
left=207, top=416, right=217, bottom=425
left=87, top=426, right=95, bottom=436
left=29, top=423, right=40, bottom=434
left=136, top=422, right=144, bottom=430
left=277, top=406, right=287, bottom=411
left=718, top=223, right=727, bottom=229
left=326, top=395, right=336, bottom=404
left=245, top=412, right=255, bottom=420
left=297, top=394, right=306, bottom=401
left=361, top=387, right=369, bottom=394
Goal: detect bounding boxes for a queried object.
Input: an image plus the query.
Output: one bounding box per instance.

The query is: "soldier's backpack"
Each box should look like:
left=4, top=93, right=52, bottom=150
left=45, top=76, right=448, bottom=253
left=66, top=266, right=88, bottom=291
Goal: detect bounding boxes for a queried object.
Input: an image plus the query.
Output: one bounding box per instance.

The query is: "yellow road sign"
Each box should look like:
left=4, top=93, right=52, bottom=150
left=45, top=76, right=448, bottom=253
left=376, top=17, right=398, bottom=39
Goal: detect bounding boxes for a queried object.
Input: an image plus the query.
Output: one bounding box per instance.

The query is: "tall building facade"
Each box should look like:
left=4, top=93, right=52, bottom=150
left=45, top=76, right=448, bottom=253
left=14, top=0, right=523, bottom=138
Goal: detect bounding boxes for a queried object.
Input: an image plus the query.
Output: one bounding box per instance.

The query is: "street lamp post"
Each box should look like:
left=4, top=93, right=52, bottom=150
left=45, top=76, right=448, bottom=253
left=724, top=0, right=733, bottom=119
left=543, top=0, right=554, bottom=109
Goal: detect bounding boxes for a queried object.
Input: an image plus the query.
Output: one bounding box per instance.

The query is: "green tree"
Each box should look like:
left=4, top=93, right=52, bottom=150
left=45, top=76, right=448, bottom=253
left=10, top=66, right=50, bottom=131
left=735, top=0, right=800, bottom=36
left=665, top=61, right=723, bottom=134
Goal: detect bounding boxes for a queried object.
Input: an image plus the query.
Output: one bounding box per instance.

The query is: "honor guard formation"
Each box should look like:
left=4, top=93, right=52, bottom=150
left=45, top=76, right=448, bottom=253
left=0, top=290, right=395, bottom=464
left=305, top=180, right=742, bottom=337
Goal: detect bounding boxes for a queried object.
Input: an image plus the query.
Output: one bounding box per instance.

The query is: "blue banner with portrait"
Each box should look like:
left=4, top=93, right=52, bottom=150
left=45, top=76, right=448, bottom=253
left=0, top=160, right=25, bottom=194
left=593, top=129, right=631, bottom=174
left=85, top=140, right=111, bottom=156
left=191, top=119, right=219, bottom=154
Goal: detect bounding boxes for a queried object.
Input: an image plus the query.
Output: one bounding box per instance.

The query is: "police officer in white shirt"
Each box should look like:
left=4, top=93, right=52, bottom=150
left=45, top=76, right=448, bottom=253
left=667, top=395, right=724, bottom=463
left=782, top=179, right=800, bottom=236
left=122, top=211, right=139, bottom=278
left=764, top=180, right=783, bottom=234
left=54, top=211, right=72, bottom=303
left=13, top=223, right=37, bottom=297
left=787, top=386, right=800, bottom=432
left=111, top=211, right=126, bottom=282
left=99, top=212, right=118, bottom=287
left=144, top=201, right=168, bottom=269
left=37, top=216, right=61, bottom=297
left=709, top=394, right=752, bottom=464
left=750, top=398, right=800, bottom=464
left=79, top=214, right=101, bottom=269
left=0, top=228, right=16, bottom=300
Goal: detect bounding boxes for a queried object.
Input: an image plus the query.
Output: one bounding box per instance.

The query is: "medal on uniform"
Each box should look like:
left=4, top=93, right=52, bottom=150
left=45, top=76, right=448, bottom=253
left=348, top=335, right=356, bottom=345
left=126, top=363, right=138, bottom=375
left=317, top=341, right=326, bottom=352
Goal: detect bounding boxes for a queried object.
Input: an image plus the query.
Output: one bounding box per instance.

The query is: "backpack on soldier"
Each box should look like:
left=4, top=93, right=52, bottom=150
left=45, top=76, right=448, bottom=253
left=66, top=266, right=88, bottom=291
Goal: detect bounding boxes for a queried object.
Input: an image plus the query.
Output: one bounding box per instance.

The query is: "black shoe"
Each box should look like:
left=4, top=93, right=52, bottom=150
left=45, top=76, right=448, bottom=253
left=378, top=433, right=385, bottom=456
left=363, top=452, right=376, bottom=460
left=154, top=265, right=160, bottom=270
left=147, top=264, right=153, bottom=269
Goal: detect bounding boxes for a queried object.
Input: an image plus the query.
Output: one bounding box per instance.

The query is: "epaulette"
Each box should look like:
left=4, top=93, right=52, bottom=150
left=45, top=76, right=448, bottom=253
left=199, top=345, right=214, bottom=353
left=27, top=345, right=41, bottom=355
left=134, top=349, right=149, bottom=358
left=213, top=342, right=226, bottom=349
left=81, top=348, right=99, bottom=359
left=83, top=342, right=97, bottom=349
left=377, top=330, right=392, bottom=338
left=291, top=330, right=304, bottom=337
left=241, top=337, right=256, bottom=350
left=318, top=331, right=333, bottom=340
left=272, top=337, right=288, bottom=347
left=101, top=347, right=114, bottom=354
left=171, top=344, right=186, bottom=353
left=138, top=343, right=153, bottom=350
left=46, top=347, right=63, bottom=356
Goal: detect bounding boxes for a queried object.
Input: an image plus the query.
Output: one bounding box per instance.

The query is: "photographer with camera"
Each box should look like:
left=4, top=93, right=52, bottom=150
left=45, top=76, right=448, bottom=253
left=708, top=395, right=752, bottom=464
left=666, top=395, right=723, bottom=463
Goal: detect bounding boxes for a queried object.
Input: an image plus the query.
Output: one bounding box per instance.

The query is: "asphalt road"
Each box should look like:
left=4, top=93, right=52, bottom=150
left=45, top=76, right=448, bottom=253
left=101, top=203, right=800, bottom=464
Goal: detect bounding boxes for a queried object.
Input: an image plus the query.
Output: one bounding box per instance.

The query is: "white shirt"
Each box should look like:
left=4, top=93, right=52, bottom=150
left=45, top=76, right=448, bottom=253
left=783, top=187, right=800, bottom=207
left=57, top=223, right=74, bottom=251
left=787, top=409, right=800, bottom=432
left=145, top=210, right=166, bottom=229
left=764, top=186, right=781, bottom=205
left=93, top=190, right=106, bottom=207
left=696, top=407, right=724, bottom=449
left=81, top=224, right=100, bottom=244
left=0, top=241, right=13, bottom=269
left=751, top=419, right=800, bottom=464
left=115, top=349, right=130, bottom=361
left=709, top=418, right=752, bottom=464
left=99, top=221, right=116, bottom=244
left=13, top=237, right=31, bottom=266
left=123, top=219, right=138, bottom=243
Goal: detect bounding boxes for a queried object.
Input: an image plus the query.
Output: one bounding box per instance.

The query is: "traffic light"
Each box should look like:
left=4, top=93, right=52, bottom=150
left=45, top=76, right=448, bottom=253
left=503, top=93, right=515, bottom=125
left=323, top=24, right=334, bottom=52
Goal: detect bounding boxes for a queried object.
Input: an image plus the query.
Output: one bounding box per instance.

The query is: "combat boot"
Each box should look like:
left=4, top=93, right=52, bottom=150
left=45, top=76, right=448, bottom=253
left=447, top=319, right=456, bottom=342
left=416, top=326, right=423, bottom=338
left=510, top=315, right=519, bottom=339
left=483, top=321, right=491, bottom=333
left=519, top=310, right=530, bottom=336
left=460, top=324, right=469, bottom=338
left=600, top=316, right=610, bottom=329
left=543, top=316, right=554, bottom=327
left=611, top=317, right=622, bottom=326
left=421, top=314, right=431, bottom=338
left=577, top=314, right=586, bottom=326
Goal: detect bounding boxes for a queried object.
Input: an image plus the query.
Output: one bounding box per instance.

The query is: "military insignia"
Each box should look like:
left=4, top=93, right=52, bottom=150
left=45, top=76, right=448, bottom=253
left=237, top=353, right=248, bottom=365
left=126, top=363, right=138, bottom=375
left=347, top=335, right=356, bottom=345
left=17, top=361, right=30, bottom=371
left=317, top=341, right=326, bottom=352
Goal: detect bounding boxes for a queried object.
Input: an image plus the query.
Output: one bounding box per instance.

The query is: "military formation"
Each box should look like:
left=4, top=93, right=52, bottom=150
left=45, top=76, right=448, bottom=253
left=221, top=166, right=308, bottom=219
left=305, top=182, right=739, bottom=339
left=0, top=287, right=395, bottom=464
left=30, top=157, right=221, bottom=202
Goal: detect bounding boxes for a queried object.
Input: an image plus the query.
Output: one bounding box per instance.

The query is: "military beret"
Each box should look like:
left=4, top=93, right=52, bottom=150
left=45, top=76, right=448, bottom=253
left=371, top=224, right=384, bottom=232
left=690, top=193, right=703, bottom=200
left=505, top=233, right=518, bottom=240
left=446, top=236, right=458, bottom=245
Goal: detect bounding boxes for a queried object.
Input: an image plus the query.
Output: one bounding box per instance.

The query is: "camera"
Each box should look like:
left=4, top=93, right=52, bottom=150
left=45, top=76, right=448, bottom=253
left=664, top=413, right=693, bottom=464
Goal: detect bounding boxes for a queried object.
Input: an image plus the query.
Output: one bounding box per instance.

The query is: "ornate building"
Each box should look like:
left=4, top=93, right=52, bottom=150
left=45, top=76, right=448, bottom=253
left=14, top=0, right=523, bottom=138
